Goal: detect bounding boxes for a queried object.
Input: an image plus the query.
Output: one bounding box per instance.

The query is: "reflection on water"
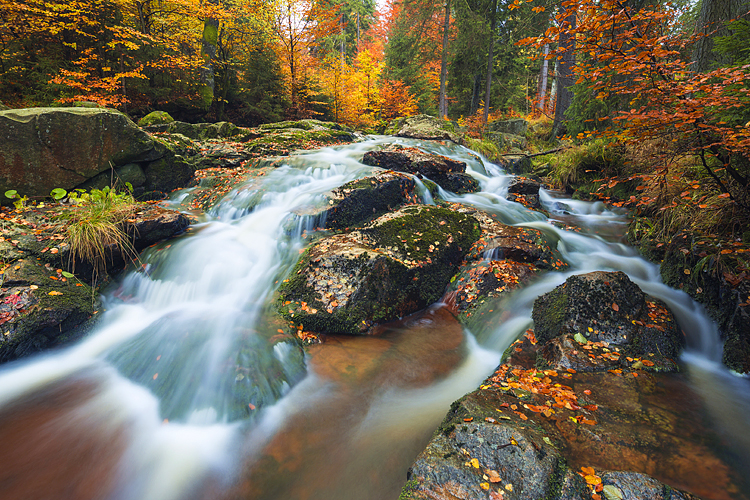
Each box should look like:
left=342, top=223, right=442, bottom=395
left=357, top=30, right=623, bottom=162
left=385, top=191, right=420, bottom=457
left=0, top=136, right=747, bottom=500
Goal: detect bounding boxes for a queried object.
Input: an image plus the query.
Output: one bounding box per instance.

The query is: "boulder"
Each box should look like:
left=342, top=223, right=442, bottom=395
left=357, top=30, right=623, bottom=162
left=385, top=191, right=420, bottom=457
left=0, top=108, right=159, bottom=200
left=142, top=155, right=195, bottom=195
left=78, top=163, right=147, bottom=192
left=457, top=207, right=566, bottom=270
left=137, top=111, right=174, bottom=127
left=277, top=205, right=480, bottom=334
left=403, top=331, right=731, bottom=500
left=532, top=271, right=683, bottom=372
left=362, top=145, right=480, bottom=194
left=293, top=171, right=418, bottom=230
left=386, top=114, right=464, bottom=143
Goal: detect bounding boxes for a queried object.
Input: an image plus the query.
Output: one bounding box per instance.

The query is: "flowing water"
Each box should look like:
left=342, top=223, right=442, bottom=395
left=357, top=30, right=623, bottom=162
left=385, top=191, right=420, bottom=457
left=0, top=137, right=748, bottom=500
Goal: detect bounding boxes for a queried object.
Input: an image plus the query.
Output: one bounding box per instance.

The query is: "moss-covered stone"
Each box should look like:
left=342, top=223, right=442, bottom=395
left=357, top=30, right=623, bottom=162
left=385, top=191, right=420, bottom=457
left=0, top=258, right=98, bottom=363
left=138, top=111, right=175, bottom=127
left=532, top=271, right=683, bottom=372
left=0, top=107, right=157, bottom=200
left=385, top=114, right=464, bottom=143
left=277, top=205, right=480, bottom=335
left=293, top=171, right=418, bottom=230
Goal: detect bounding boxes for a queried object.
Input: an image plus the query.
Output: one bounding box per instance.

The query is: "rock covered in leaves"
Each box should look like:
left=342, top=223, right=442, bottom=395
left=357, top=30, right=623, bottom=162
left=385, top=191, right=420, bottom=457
left=456, top=206, right=566, bottom=270
left=293, top=171, right=419, bottom=230
left=362, top=144, right=480, bottom=194
left=506, top=177, right=545, bottom=210
left=277, top=205, right=480, bottom=334
left=0, top=203, right=190, bottom=363
left=403, top=331, right=727, bottom=500
left=532, top=271, right=683, bottom=372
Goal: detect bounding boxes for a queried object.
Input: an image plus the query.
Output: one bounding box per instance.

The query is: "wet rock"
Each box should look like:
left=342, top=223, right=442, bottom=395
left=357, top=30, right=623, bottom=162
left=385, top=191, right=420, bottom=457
left=277, top=205, right=480, bottom=334
left=362, top=144, right=480, bottom=194
left=507, top=177, right=543, bottom=196
left=385, top=114, right=464, bottom=143
left=404, top=331, right=739, bottom=500
left=532, top=271, right=683, bottom=372
left=455, top=206, right=566, bottom=270
left=659, top=231, right=750, bottom=374
left=294, top=171, right=418, bottom=230
left=142, top=155, right=195, bottom=194
left=445, top=260, right=536, bottom=316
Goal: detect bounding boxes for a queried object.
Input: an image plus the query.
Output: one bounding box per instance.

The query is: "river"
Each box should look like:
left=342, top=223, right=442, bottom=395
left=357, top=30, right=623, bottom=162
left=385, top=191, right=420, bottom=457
left=0, top=136, right=747, bottom=500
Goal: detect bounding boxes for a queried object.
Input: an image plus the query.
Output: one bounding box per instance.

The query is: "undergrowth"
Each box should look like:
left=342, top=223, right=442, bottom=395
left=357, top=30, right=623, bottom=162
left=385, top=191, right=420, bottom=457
left=57, top=186, right=138, bottom=279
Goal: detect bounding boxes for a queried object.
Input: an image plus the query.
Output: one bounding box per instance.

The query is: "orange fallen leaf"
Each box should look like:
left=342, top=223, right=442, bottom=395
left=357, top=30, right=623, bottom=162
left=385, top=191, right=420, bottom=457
left=612, top=302, right=619, bottom=312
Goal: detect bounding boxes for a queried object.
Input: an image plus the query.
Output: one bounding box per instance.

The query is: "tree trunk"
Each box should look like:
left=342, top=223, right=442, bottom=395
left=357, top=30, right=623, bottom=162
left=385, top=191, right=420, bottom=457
left=200, top=16, right=220, bottom=112
left=692, top=0, right=746, bottom=72
left=438, top=0, right=451, bottom=118
left=551, top=6, right=576, bottom=138
left=537, top=43, right=549, bottom=112
left=482, top=0, right=497, bottom=124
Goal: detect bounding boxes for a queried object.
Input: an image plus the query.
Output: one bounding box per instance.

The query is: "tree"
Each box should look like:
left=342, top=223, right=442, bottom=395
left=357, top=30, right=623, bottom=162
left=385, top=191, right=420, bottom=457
left=272, top=0, right=338, bottom=117
left=519, top=0, right=750, bottom=210
left=692, top=0, right=747, bottom=72
left=437, top=0, right=451, bottom=117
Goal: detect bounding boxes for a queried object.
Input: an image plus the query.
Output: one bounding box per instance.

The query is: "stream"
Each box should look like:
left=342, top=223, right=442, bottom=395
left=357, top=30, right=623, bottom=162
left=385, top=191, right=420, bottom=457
left=0, top=137, right=748, bottom=500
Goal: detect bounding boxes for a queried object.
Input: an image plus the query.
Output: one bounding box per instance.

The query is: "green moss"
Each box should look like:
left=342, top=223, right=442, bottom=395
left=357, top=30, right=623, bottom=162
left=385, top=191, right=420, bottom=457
left=531, top=287, right=568, bottom=344
left=138, top=111, right=174, bottom=127
left=398, top=479, right=421, bottom=500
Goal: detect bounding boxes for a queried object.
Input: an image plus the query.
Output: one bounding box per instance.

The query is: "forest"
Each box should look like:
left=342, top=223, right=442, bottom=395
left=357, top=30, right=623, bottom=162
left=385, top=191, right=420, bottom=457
left=2, top=0, right=750, bottom=249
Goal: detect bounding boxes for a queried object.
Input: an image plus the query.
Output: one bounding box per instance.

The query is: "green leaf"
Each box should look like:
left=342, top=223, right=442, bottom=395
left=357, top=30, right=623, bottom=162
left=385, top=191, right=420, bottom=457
left=574, top=332, right=588, bottom=344
left=4, top=189, right=17, bottom=199
left=50, top=188, right=67, bottom=200
left=602, top=485, right=624, bottom=500
left=61, top=271, right=75, bottom=278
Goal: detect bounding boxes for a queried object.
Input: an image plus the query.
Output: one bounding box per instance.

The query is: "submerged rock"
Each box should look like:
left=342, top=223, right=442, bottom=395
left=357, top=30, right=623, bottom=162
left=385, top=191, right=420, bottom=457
left=277, top=205, right=480, bottom=334
left=362, top=144, right=479, bottom=194
left=532, top=271, right=683, bottom=372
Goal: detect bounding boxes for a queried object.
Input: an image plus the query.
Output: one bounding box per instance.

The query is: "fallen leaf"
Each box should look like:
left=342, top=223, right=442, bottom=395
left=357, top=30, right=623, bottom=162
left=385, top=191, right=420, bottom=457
left=48, top=291, right=63, bottom=296
left=611, top=302, right=619, bottom=312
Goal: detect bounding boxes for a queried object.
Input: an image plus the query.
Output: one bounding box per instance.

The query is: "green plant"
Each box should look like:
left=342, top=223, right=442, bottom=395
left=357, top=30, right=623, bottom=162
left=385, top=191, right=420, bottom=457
left=4, top=189, right=28, bottom=210
left=56, top=185, right=139, bottom=279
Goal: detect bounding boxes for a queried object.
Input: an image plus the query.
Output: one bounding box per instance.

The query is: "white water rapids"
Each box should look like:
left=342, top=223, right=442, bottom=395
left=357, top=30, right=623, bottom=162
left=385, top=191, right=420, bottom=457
left=0, top=136, right=747, bottom=500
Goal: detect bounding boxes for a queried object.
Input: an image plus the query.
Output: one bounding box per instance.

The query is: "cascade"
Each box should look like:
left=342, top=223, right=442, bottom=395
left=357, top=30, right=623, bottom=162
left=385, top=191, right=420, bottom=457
left=0, top=137, right=747, bottom=500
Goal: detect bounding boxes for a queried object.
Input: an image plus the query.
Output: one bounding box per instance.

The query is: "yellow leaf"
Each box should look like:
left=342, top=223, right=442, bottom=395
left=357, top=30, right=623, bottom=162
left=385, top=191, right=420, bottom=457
left=48, top=291, right=63, bottom=296
left=470, top=458, right=479, bottom=468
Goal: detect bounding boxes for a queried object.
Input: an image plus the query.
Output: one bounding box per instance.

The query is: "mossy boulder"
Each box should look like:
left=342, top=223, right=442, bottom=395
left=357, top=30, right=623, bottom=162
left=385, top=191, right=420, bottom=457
left=0, top=108, right=158, bottom=200
left=385, top=114, right=464, bottom=143
left=532, top=271, right=683, bottom=372
left=138, top=111, right=174, bottom=127
left=292, top=171, right=418, bottom=230
left=0, top=258, right=98, bottom=363
left=362, top=144, right=479, bottom=194
left=142, top=155, right=195, bottom=194
left=277, top=205, right=480, bottom=334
